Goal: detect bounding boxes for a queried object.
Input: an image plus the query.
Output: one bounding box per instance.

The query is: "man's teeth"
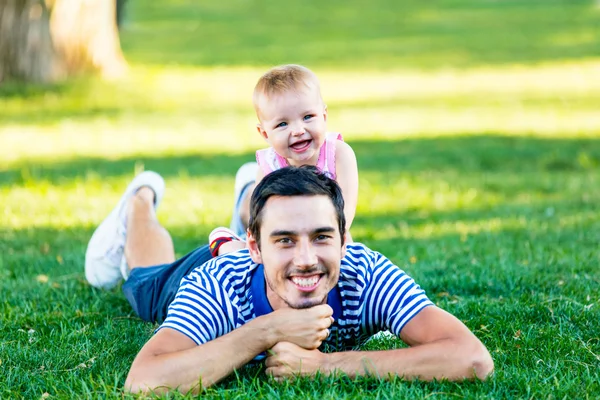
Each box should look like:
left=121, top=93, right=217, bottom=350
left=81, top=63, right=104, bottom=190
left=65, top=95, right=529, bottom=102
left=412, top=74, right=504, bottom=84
left=291, top=276, right=319, bottom=287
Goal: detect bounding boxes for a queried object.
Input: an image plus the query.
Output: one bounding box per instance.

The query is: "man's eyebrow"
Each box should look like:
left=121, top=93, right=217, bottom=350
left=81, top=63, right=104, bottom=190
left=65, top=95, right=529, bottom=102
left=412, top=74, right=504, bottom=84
left=269, top=227, right=336, bottom=237
left=269, top=230, right=296, bottom=237
left=314, top=227, right=336, bottom=234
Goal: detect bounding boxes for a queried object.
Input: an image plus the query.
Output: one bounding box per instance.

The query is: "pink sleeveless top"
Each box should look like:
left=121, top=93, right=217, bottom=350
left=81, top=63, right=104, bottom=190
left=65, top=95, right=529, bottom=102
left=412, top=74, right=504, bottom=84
left=256, top=132, right=343, bottom=180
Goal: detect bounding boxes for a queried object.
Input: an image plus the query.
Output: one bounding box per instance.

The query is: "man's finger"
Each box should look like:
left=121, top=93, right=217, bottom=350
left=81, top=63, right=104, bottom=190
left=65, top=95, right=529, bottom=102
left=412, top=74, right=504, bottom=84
left=266, top=366, right=289, bottom=379
left=264, top=355, right=278, bottom=368
left=318, top=317, right=333, bottom=329
left=309, top=304, right=333, bottom=317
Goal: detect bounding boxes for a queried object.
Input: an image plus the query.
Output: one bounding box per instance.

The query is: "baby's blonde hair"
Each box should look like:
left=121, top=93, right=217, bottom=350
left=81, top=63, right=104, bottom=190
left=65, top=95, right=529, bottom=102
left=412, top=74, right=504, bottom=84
left=253, top=64, right=322, bottom=117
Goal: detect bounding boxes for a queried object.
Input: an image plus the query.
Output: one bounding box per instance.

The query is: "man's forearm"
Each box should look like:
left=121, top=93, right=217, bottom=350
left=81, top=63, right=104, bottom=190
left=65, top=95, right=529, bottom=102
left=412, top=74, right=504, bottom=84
left=323, top=338, right=494, bottom=381
left=126, top=316, right=277, bottom=394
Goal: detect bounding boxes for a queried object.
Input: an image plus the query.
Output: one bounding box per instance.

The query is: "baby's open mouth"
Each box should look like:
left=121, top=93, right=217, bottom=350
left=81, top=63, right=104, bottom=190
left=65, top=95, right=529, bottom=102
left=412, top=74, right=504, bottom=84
left=290, top=139, right=312, bottom=152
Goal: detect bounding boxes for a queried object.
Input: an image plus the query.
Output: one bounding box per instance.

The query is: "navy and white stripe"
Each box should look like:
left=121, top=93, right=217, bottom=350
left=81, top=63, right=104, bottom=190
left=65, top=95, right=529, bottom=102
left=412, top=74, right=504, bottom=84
left=159, top=243, right=433, bottom=351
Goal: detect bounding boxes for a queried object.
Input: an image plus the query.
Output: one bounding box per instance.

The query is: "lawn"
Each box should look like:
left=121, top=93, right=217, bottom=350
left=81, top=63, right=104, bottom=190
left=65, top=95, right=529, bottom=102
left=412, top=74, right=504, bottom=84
left=1, top=0, right=600, bottom=398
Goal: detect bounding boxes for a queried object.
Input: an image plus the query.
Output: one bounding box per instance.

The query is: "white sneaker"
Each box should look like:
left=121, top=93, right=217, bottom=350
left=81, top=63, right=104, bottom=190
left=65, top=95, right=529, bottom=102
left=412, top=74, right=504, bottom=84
left=85, top=171, right=165, bottom=289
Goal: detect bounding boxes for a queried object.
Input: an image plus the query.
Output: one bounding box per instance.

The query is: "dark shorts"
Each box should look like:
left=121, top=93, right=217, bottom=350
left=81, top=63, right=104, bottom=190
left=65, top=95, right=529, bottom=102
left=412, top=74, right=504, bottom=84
left=122, top=245, right=212, bottom=323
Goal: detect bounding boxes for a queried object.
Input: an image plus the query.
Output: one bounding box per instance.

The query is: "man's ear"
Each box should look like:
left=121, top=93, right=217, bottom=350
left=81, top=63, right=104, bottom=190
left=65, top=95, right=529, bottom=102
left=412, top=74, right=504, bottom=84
left=256, top=124, right=269, bottom=141
left=340, top=231, right=347, bottom=259
left=247, top=230, right=263, bottom=264
left=323, top=104, right=328, bottom=122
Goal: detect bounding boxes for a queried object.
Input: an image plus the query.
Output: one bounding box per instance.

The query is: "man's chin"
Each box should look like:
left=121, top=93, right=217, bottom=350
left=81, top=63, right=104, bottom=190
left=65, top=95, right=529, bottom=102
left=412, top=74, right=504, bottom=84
left=285, top=295, right=327, bottom=310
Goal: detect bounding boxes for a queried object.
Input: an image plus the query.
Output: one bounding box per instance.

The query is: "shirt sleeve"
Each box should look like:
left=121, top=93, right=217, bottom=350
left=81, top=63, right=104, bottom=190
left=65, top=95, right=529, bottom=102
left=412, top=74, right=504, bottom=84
left=362, top=252, right=434, bottom=336
left=157, top=272, right=235, bottom=345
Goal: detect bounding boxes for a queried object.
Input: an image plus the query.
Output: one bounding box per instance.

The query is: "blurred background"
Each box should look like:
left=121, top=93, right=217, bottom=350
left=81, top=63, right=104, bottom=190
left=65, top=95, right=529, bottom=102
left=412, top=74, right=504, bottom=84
left=2, top=0, right=600, bottom=262
left=0, top=0, right=600, bottom=222
left=2, top=1, right=600, bottom=397
left=2, top=0, right=598, bottom=238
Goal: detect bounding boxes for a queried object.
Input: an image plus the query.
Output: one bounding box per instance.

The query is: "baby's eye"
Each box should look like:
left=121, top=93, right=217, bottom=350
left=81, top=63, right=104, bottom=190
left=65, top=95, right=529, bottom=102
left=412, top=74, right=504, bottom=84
left=303, top=115, right=314, bottom=121
left=276, top=122, right=288, bottom=128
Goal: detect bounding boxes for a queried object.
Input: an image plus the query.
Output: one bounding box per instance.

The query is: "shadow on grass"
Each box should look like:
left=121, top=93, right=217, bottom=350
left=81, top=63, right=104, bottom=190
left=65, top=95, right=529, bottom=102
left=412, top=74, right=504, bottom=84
left=0, top=105, right=125, bottom=125
left=0, top=151, right=257, bottom=187
left=2, top=134, right=599, bottom=186
left=0, top=81, right=70, bottom=100
left=121, top=0, right=600, bottom=69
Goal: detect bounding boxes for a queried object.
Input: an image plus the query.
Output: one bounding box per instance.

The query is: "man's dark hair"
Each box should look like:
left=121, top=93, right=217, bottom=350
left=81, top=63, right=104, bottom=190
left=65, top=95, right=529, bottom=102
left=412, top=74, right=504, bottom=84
left=248, top=166, right=346, bottom=247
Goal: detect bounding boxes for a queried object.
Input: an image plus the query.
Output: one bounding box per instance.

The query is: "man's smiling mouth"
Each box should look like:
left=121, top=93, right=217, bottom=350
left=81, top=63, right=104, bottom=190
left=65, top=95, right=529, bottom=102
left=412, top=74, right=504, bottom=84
left=289, top=274, right=322, bottom=291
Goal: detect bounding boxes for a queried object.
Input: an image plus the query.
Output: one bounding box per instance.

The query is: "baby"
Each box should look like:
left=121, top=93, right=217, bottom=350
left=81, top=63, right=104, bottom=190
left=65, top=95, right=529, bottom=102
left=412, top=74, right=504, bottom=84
left=210, top=64, right=359, bottom=256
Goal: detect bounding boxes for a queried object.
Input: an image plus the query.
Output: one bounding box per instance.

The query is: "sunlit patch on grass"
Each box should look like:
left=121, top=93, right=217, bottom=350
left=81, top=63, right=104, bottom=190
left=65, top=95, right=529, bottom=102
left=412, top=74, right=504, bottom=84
left=354, top=209, right=599, bottom=242
left=2, top=60, right=599, bottom=166
left=0, top=175, right=236, bottom=230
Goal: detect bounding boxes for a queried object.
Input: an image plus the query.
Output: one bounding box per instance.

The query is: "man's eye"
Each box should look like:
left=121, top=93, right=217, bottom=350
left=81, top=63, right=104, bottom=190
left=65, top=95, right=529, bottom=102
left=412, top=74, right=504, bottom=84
left=278, top=238, right=293, bottom=244
left=276, top=122, right=288, bottom=128
left=315, top=235, right=331, bottom=241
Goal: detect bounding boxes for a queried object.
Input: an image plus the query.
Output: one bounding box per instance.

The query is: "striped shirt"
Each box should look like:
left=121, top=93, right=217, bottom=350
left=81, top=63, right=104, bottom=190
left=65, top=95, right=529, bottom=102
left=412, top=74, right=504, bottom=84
left=159, top=243, right=433, bottom=352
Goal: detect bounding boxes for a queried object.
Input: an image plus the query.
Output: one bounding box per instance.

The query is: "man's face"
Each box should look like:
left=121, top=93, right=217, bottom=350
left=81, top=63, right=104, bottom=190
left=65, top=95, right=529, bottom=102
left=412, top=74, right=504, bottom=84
left=247, top=195, right=345, bottom=310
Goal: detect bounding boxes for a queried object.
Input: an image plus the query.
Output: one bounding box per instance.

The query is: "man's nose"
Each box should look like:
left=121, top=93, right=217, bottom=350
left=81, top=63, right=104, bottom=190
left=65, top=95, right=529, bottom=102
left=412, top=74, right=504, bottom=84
left=293, top=238, right=318, bottom=267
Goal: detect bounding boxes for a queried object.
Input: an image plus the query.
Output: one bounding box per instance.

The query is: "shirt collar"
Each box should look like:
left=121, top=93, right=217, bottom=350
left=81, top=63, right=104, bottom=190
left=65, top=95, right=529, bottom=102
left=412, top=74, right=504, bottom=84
left=251, top=264, right=342, bottom=321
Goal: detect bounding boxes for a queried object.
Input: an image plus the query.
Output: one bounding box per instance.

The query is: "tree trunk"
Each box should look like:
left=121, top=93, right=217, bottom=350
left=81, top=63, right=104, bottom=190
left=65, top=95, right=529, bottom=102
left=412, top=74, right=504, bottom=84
left=0, top=0, right=59, bottom=83
left=0, top=0, right=126, bottom=83
left=50, top=0, right=127, bottom=79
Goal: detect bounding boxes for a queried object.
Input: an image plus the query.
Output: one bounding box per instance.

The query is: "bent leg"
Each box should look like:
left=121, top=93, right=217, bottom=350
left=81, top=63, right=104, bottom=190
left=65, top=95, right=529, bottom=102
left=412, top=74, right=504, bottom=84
left=125, top=187, right=175, bottom=269
left=85, top=171, right=165, bottom=289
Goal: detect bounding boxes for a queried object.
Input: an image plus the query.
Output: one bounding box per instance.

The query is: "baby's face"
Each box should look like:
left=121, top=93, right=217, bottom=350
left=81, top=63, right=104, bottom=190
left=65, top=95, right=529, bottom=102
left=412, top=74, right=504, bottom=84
left=256, top=87, right=327, bottom=166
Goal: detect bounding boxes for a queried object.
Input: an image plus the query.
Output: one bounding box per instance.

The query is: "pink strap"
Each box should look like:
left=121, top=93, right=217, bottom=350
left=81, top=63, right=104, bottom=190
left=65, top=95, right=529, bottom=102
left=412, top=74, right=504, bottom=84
left=275, top=152, right=289, bottom=168
left=256, top=147, right=290, bottom=175
left=316, top=132, right=343, bottom=180
left=256, top=132, right=343, bottom=178
left=256, top=149, right=273, bottom=175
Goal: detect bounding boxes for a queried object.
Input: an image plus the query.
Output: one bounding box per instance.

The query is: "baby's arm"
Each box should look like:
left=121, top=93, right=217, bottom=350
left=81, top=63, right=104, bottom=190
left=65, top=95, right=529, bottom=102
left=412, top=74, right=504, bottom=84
left=334, top=141, right=359, bottom=238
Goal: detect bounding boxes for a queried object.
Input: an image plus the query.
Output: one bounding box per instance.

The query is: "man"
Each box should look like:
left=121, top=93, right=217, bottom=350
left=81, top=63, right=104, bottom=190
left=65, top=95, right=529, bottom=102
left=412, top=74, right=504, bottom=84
left=85, top=166, right=494, bottom=394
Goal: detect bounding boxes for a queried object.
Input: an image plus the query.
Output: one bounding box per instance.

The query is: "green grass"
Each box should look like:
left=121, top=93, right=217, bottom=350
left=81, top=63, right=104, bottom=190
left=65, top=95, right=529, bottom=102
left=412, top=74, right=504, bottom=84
left=122, top=0, right=600, bottom=69
left=1, top=0, right=600, bottom=398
